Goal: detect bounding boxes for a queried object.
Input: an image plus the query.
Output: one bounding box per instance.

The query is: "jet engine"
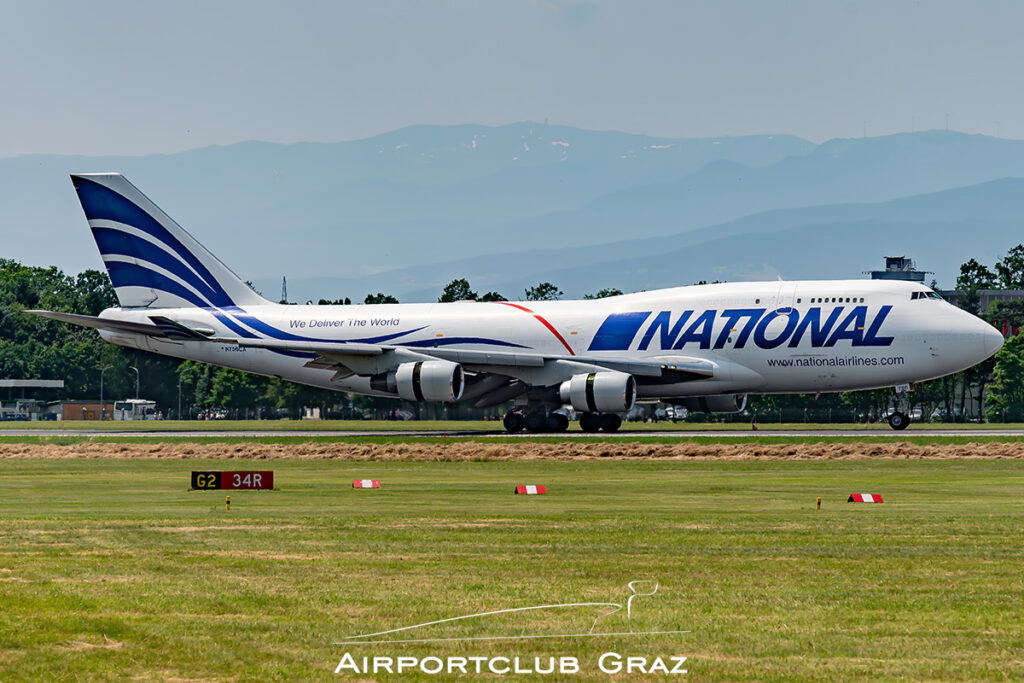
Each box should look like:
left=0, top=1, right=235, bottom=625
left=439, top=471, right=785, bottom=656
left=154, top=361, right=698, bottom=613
left=559, top=372, right=637, bottom=413
left=372, top=360, right=465, bottom=402
left=681, top=394, right=747, bottom=414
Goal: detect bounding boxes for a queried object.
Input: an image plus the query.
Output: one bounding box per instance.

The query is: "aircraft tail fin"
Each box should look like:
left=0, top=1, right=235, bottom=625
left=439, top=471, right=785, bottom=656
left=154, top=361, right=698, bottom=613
left=71, top=173, right=270, bottom=309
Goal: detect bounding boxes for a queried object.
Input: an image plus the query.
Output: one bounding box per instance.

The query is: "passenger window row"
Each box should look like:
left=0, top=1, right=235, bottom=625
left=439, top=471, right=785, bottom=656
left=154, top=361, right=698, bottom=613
left=806, top=297, right=864, bottom=304
left=749, top=294, right=868, bottom=303
left=752, top=296, right=866, bottom=305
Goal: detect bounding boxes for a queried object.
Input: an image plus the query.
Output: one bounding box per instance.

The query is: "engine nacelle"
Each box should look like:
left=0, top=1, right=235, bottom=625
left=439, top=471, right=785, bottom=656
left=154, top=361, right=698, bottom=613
left=681, top=394, right=747, bottom=414
left=559, top=372, right=637, bottom=413
left=385, top=361, right=465, bottom=402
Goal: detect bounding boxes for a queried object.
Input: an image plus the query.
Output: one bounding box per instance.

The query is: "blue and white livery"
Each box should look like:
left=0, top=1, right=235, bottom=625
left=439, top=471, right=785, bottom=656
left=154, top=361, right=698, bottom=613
left=31, top=173, right=1004, bottom=432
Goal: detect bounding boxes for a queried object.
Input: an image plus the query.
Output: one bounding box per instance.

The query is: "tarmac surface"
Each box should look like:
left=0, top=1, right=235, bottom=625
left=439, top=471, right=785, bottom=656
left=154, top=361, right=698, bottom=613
left=3, top=428, right=1024, bottom=438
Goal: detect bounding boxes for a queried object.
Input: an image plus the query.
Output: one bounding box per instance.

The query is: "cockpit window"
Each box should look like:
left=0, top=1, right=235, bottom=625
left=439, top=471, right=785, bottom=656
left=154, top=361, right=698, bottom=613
left=912, top=291, right=943, bottom=300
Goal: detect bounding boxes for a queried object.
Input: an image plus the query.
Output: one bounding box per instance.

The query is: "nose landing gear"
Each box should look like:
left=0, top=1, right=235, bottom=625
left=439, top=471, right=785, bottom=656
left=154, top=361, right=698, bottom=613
left=887, top=384, right=911, bottom=430
left=887, top=411, right=910, bottom=430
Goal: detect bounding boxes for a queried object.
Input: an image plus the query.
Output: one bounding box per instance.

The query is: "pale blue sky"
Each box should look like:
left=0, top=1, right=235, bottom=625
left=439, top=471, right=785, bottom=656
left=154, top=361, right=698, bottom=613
left=1, top=0, right=1021, bottom=157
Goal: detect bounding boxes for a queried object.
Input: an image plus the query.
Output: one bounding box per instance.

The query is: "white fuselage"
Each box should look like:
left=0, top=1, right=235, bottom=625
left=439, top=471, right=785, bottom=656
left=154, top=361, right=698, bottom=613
left=97, top=279, right=1002, bottom=402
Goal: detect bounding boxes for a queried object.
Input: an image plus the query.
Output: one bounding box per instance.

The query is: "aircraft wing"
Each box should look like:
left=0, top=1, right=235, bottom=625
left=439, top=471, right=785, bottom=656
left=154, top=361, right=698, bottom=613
left=28, top=311, right=716, bottom=400
left=219, top=337, right=388, bottom=357
left=221, top=337, right=715, bottom=409
left=216, top=337, right=714, bottom=379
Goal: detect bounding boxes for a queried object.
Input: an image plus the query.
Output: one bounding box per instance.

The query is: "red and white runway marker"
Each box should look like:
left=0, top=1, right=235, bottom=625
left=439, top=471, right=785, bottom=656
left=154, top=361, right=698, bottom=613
left=515, top=485, right=547, bottom=495
left=847, top=493, right=883, bottom=503
left=353, top=479, right=381, bottom=489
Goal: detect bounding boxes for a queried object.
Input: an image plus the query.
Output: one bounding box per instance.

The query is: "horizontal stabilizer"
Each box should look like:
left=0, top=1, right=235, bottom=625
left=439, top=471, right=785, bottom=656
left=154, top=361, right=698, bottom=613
left=26, top=310, right=163, bottom=337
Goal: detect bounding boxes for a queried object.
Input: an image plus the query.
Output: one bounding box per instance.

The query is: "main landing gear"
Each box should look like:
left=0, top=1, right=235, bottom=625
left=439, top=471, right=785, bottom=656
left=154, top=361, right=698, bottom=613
left=887, top=384, right=911, bottom=431
left=502, top=409, right=621, bottom=433
left=578, top=412, right=622, bottom=433
left=503, top=409, right=569, bottom=433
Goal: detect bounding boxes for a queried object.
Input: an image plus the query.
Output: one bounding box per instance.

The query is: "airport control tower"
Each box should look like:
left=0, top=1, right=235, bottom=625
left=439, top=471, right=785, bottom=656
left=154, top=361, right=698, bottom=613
left=867, top=256, right=930, bottom=283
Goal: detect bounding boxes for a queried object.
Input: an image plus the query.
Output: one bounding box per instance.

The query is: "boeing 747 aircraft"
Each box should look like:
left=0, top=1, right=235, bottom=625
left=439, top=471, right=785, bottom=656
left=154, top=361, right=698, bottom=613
left=30, top=174, right=1004, bottom=432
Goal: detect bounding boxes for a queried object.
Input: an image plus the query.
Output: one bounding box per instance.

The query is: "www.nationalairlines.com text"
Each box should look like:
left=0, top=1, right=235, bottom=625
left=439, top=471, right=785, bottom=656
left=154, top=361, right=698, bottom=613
left=766, top=355, right=905, bottom=368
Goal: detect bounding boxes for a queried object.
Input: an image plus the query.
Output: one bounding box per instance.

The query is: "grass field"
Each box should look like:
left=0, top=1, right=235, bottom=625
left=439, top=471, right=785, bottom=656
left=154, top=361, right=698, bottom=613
left=1, top=456, right=1022, bottom=681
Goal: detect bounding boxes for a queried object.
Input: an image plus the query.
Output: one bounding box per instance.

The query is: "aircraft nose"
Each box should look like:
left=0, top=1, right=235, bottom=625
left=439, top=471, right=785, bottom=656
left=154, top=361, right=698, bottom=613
left=981, top=322, right=1004, bottom=358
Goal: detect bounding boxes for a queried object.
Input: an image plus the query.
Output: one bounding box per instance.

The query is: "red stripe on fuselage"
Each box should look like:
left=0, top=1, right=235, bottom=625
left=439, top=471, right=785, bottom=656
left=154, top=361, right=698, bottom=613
left=496, top=302, right=575, bottom=356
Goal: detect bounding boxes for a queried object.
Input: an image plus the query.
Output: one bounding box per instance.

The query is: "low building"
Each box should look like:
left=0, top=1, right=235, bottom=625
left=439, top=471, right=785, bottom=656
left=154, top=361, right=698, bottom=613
left=938, top=288, right=1024, bottom=316
left=45, top=400, right=114, bottom=421
left=0, top=399, right=47, bottom=421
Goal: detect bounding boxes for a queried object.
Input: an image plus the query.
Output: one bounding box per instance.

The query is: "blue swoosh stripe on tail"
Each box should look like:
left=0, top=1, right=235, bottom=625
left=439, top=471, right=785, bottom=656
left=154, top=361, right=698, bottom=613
left=105, top=261, right=212, bottom=308
left=92, top=227, right=232, bottom=307
left=75, top=177, right=235, bottom=306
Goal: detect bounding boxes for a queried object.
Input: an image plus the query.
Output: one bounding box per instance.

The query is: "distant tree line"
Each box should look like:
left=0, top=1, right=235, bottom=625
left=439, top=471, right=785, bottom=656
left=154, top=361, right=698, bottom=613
left=7, top=255, right=1024, bottom=422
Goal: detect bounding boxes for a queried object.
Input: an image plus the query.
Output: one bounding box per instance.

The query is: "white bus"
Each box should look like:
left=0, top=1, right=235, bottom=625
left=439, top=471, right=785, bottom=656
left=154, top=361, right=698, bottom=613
left=114, top=399, right=158, bottom=421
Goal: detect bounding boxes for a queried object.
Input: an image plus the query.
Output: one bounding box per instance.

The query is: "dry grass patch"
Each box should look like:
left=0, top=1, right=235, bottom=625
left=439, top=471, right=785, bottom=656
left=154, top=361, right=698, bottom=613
left=57, top=637, right=124, bottom=652
left=2, top=440, right=1024, bottom=461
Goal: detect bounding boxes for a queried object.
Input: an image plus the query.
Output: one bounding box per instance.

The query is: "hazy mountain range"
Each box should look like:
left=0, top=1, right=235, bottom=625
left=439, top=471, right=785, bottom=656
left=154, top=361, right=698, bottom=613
left=2, top=122, right=1022, bottom=302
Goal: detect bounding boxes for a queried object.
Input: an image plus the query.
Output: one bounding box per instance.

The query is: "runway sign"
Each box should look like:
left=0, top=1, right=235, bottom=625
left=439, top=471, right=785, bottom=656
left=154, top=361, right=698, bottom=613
left=515, top=485, right=547, bottom=495
left=191, top=471, right=274, bottom=490
left=847, top=493, right=883, bottom=503
left=353, top=479, right=381, bottom=489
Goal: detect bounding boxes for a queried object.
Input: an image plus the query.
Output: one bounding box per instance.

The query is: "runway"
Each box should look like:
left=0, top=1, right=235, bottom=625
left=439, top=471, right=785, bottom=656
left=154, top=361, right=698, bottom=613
left=3, top=428, right=1024, bottom=438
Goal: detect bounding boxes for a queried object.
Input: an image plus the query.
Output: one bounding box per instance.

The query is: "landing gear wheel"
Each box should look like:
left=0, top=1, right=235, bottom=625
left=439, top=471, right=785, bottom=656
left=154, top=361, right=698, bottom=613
left=546, top=412, right=569, bottom=432
left=503, top=411, right=525, bottom=433
left=524, top=411, right=548, bottom=433
left=579, top=412, right=602, bottom=433
left=600, top=413, right=622, bottom=432
left=890, top=384, right=911, bottom=431
left=888, top=411, right=910, bottom=430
